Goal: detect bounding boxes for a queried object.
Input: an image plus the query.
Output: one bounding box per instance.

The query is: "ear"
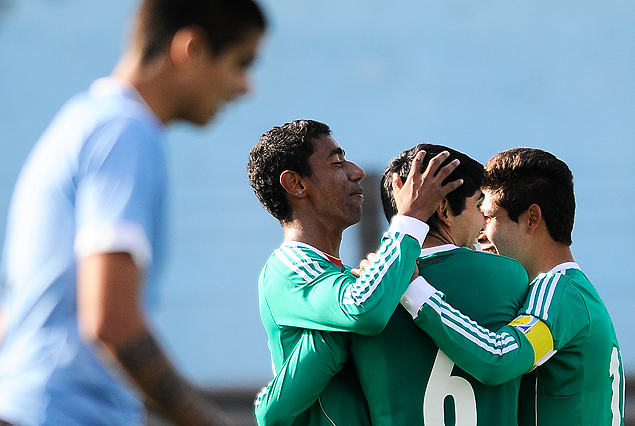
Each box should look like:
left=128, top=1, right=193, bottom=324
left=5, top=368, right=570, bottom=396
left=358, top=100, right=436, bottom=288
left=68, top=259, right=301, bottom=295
left=280, top=170, right=307, bottom=199
left=169, top=27, right=207, bottom=69
left=525, top=203, right=543, bottom=234
left=436, top=198, right=452, bottom=226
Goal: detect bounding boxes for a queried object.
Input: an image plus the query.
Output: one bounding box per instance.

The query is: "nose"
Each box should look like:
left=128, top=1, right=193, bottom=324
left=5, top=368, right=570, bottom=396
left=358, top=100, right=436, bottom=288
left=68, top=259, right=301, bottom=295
left=349, top=161, right=365, bottom=182
left=479, top=213, right=486, bottom=231
left=235, top=73, right=251, bottom=98
left=241, top=74, right=251, bottom=95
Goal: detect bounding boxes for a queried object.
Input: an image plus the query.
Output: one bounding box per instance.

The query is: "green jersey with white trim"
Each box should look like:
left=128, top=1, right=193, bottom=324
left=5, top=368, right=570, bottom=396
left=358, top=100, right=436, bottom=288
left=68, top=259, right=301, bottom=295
left=349, top=245, right=530, bottom=425
left=416, top=262, right=625, bottom=426
left=256, top=228, right=422, bottom=426
left=256, top=245, right=531, bottom=426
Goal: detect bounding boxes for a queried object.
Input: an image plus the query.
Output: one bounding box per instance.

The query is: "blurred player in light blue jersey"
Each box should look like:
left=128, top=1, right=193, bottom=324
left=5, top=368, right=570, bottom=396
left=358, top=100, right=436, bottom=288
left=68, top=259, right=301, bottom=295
left=0, top=1, right=266, bottom=425
left=405, top=148, right=625, bottom=425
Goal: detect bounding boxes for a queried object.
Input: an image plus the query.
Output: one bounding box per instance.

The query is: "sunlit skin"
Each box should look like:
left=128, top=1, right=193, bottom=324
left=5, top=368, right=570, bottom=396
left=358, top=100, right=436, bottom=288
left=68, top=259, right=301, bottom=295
left=424, top=190, right=485, bottom=250
left=478, top=190, right=527, bottom=261
left=286, top=146, right=463, bottom=272
left=114, top=27, right=264, bottom=125
left=478, top=189, right=574, bottom=280
left=184, top=29, right=263, bottom=125
left=282, top=135, right=365, bottom=258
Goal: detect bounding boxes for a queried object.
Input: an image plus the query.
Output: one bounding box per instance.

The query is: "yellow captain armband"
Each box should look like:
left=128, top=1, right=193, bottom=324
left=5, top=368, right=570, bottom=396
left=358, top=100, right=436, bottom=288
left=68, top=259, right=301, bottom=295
left=509, top=315, right=556, bottom=370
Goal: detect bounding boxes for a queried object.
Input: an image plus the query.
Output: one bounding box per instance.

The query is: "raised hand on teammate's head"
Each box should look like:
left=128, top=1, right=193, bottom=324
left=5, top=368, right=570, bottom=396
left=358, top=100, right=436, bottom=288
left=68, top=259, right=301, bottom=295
left=392, top=150, right=463, bottom=223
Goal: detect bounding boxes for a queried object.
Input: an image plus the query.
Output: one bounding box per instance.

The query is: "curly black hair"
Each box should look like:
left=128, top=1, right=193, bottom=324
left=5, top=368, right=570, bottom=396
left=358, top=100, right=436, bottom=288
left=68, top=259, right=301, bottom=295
left=248, top=120, right=331, bottom=222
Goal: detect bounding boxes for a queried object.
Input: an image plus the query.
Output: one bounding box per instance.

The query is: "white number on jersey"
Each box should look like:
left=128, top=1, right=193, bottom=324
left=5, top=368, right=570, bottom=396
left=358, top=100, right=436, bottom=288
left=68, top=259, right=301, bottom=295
left=424, top=350, right=477, bottom=425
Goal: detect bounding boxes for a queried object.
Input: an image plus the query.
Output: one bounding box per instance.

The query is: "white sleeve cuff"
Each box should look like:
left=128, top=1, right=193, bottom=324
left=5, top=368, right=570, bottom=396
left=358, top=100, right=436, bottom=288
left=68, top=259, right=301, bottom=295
left=75, top=221, right=153, bottom=270
left=388, top=215, right=429, bottom=246
left=400, top=276, right=438, bottom=319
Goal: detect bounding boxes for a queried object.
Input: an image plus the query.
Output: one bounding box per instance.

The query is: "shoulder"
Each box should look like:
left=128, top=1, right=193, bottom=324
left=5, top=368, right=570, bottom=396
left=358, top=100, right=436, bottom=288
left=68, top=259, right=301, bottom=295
left=529, top=268, right=604, bottom=311
left=525, top=271, right=585, bottom=321
left=530, top=270, right=574, bottom=292
left=266, top=243, right=334, bottom=283
left=79, top=79, right=163, bottom=149
left=422, top=248, right=527, bottom=275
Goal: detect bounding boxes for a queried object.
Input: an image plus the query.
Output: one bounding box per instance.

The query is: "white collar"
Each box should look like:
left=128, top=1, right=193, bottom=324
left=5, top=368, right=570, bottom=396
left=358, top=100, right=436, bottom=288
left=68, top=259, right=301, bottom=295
left=420, top=244, right=459, bottom=257
left=547, top=261, right=581, bottom=274
left=281, top=241, right=330, bottom=262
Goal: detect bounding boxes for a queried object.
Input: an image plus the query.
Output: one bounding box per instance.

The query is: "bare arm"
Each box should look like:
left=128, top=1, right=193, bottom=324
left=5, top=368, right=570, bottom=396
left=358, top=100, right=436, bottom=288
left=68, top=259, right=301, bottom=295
left=77, top=252, right=231, bottom=426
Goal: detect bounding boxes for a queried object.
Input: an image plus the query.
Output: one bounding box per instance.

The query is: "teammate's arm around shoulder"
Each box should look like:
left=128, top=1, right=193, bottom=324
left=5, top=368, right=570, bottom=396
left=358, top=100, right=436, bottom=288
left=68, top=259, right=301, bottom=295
left=400, top=275, right=553, bottom=386
left=77, top=252, right=232, bottom=426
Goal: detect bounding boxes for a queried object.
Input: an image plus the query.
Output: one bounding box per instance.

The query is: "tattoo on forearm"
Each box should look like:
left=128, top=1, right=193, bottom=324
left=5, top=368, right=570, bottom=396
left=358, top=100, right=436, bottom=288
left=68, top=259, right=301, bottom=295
left=116, top=331, right=189, bottom=409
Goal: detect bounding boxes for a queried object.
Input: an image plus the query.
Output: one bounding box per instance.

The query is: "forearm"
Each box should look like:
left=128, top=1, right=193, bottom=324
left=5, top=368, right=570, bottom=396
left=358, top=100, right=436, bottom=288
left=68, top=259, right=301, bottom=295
left=402, top=278, right=537, bottom=385
left=255, top=330, right=349, bottom=426
left=272, top=216, right=428, bottom=335
left=115, top=330, right=231, bottom=426
left=78, top=252, right=231, bottom=426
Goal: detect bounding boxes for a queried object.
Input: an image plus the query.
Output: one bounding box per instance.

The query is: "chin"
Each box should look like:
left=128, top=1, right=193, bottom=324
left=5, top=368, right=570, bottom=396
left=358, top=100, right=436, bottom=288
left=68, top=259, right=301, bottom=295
left=200, top=111, right=217, bottom=126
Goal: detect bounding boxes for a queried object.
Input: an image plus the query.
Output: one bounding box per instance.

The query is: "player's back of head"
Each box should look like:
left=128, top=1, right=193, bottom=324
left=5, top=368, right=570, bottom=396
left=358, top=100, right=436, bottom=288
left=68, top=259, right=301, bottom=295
left=381, top=144, right=484, bottom=233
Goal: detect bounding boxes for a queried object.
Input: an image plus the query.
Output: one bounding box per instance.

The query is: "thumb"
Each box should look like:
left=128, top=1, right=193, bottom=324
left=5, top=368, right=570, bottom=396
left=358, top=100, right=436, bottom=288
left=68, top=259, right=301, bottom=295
left=391, top=172, right=404, bottom=193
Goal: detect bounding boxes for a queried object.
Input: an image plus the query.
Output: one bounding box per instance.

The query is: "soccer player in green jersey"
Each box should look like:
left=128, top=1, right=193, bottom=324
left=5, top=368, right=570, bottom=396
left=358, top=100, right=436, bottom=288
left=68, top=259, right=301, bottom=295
left=402, top=148, right=625, bottom=425
left=253, top=144, right=533, bottom=426
left=247, top=121, right=462, bottom=426
left=349, top=145, right=531, bottom=425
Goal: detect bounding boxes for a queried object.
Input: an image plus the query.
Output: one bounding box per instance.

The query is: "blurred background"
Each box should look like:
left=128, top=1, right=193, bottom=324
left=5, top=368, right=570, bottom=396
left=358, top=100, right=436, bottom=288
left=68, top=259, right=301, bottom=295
left=0, top=0, right=633, bottom=423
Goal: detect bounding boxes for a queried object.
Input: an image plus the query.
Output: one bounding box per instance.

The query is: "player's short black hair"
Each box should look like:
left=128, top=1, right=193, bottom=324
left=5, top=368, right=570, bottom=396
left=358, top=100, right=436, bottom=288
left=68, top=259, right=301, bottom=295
left=381, top=144, right=484, bottom=233
left=484, top=148, right=575, bottom=245
left=248, top=120, right=331, bottom=223
left=136, top=0, right=267, bottom=64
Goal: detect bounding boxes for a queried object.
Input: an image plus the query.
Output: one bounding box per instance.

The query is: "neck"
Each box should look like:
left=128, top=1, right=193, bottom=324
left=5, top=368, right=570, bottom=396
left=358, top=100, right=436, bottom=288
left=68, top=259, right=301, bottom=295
left=112, top=52, right=175, bottom=124
left=283, top=219, right=344, bottom=258
left=525, top=243, right=575, bottom=281
left=422, top=231, right=452, bottom=249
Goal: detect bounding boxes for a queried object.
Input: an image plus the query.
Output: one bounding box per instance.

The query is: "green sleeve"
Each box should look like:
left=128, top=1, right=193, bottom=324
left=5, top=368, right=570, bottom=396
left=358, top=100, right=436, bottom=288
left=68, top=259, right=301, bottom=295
left=520, top=272, right=587, bottom=350
left=263, top=232, right=421, bottom=335
left=254, top=330, right=350, bottom=426
left=414, top=291, right=536, bottom=386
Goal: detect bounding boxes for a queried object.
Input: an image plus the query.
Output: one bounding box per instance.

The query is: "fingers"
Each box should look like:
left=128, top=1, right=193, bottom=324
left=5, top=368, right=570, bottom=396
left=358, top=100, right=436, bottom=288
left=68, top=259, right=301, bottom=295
left=391, top=172, right=404, bottom=193
left=422, top=150, right=450, bottom=178
left=355, top=253, right=376, bottom=276
left=406, top=150, right=426, bottom=182
left=422, top=151, right=462, bottom=196
left=439, top=177, right=463, bottom=197
left=424, top=151, right=456, bottom=181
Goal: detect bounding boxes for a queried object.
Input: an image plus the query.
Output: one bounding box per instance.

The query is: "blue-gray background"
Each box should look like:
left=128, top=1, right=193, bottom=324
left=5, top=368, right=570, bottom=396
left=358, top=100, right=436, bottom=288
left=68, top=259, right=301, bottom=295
left=0, top=0, right=633, bottom=387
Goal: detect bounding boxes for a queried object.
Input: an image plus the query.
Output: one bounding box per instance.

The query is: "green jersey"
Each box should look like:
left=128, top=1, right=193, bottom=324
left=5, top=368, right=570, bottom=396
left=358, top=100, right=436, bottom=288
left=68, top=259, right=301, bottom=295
left=256, top=245, right=531, bottom=426
left=350, top=245, right=530, bottom=425
left=413, top=262, right=625, bottom=426
left=256, top=218, right=426, bottom=426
